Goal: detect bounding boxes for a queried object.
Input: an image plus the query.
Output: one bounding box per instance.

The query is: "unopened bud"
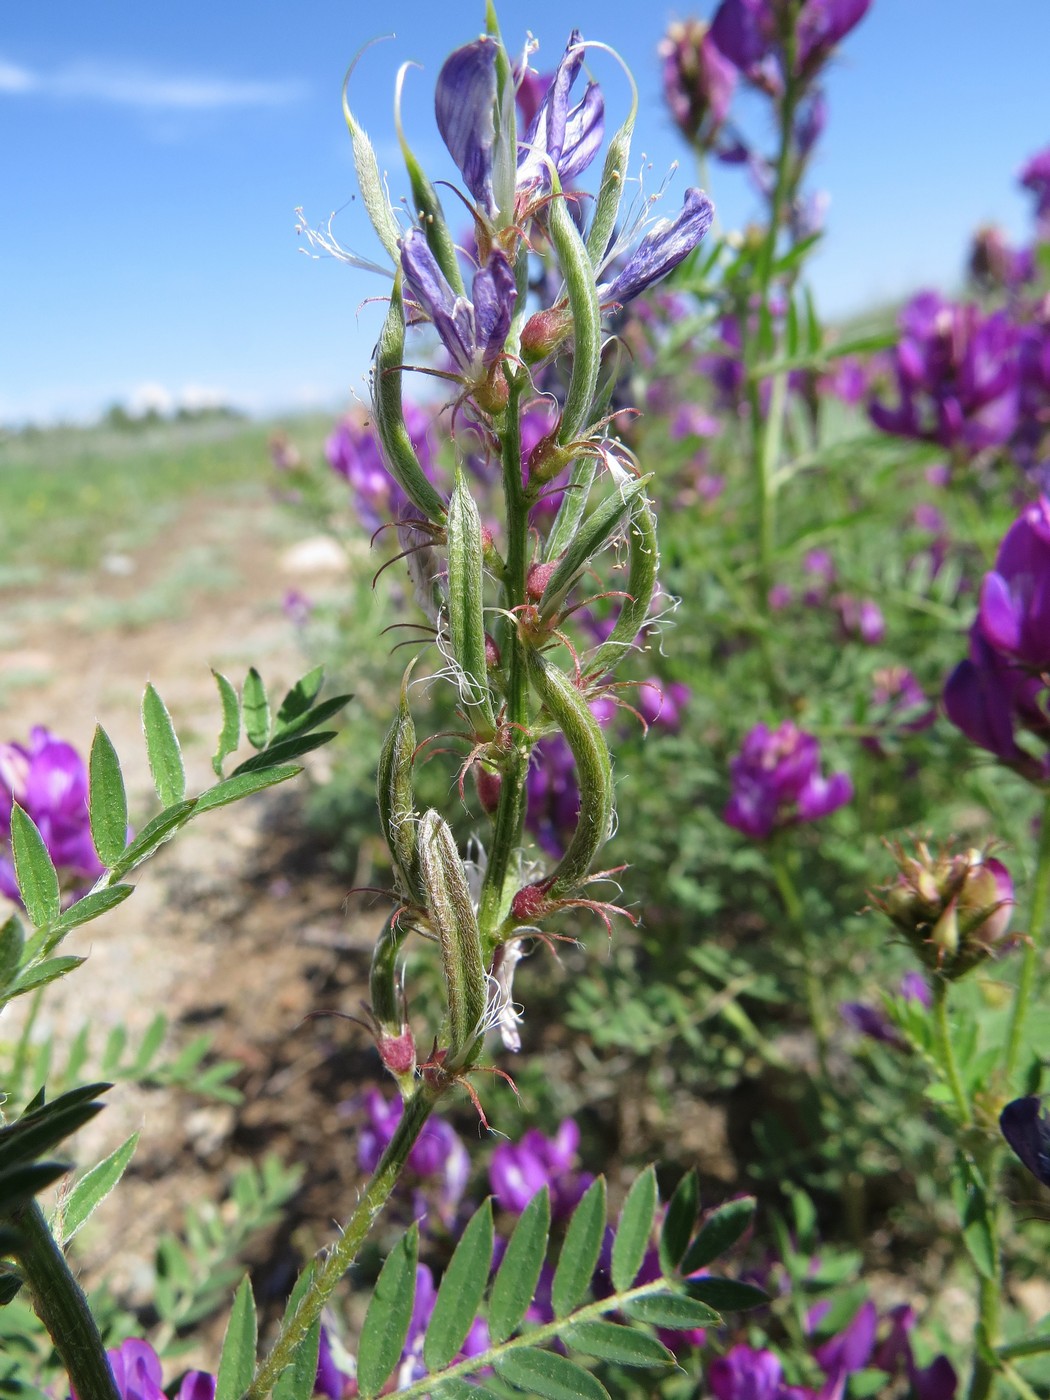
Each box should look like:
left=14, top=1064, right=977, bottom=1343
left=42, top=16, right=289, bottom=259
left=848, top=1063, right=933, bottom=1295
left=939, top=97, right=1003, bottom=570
left=526, top=560, right=559, bottom=601
left=520, top=307, right=573, bottom=364
left=474, top=361, right=510, bottom=416
left=527, top=430, right=574, bottom=488
left=872, top=840, right=1017, bottom=980
left=474, top=764, right=502, bottom=814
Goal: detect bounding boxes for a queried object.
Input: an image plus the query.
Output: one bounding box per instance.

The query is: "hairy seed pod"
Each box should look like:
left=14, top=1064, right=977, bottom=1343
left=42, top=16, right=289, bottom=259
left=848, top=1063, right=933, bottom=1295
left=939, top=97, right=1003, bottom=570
left=547, top=174, right=602, bottom=447
left=447, top=469, right=497, bottom=737
left=418, top=810, right=488, bottom=1068
left=583, top=491, right=659, bottom=679
left=539, top=473, right=653, bottom=621
left=525, top=649, right=614, bottom=899
left=373, top=273, right=448, bottom=524
left=376, top=666, right=424, bottom=905
left=586, top=97, right=637, bottom=269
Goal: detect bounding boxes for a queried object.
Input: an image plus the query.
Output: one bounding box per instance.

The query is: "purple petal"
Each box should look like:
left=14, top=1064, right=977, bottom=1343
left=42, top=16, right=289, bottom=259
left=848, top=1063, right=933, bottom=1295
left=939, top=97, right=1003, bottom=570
left=600, top=188, right=714, bottom=305
left=470, top=251, right=517, bottom=368
left=435, top=38, right=498, bottom=216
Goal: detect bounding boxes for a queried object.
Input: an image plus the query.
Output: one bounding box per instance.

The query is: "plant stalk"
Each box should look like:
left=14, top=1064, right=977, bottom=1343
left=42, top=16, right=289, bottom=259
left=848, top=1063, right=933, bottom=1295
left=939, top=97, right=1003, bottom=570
left=931, top=977, right=971, bottom=1126
left=243, top=1081, right=442, bottom=1400
left=10, top=1199, right=119, bottom=1400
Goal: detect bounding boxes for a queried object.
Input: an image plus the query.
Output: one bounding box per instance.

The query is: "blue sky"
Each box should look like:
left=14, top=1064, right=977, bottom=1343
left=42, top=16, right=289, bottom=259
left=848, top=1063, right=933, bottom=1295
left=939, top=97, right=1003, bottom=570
left=4, top=1, right=1048, bottom=425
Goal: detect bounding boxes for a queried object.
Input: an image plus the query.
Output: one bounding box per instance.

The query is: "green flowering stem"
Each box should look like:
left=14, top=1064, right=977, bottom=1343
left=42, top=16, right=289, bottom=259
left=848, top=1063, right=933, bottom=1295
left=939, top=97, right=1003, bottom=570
left=10, top=1199, right=119, bottom=1400
left=479, top=373, right=530, bottom=946
left=244, top=1082, right=443, bottom=1400
left=967, top=1271, right=1002, bottom=1400
left=931, top=977, right=971, bottom=1127
left=1005, top=789, right=1050, bottom=1080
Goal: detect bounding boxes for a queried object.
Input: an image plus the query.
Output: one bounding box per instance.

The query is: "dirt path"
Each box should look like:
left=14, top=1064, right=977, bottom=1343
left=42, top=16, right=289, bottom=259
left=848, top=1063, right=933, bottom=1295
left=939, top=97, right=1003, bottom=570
left=1, top=485, right=386, bottom=1352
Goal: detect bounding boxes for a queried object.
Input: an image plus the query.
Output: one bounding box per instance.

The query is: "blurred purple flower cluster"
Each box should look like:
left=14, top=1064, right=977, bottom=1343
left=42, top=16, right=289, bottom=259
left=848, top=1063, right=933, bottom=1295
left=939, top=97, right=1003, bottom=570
left=709, top=1300, right=956, bottom=1399
left=945, top=496, right=1050, bottom=781
left=351, top=1088, right=470, bottom=1224
left=840, top=969, right=931, bottom=1046
left=325, top=404, right=438, bottom=533
left=82, top=1340, right=214, bottom=1400
left=0, top=727, right=103, bottom=907
left=723, top=721, right=852, bottom=840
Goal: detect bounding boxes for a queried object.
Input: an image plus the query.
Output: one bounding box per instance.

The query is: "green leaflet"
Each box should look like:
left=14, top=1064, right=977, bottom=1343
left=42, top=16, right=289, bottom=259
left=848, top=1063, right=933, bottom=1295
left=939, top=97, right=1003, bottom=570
left=358, top=1224, right=419, bottom=1398
left=141, top=683, right=186, bottom=806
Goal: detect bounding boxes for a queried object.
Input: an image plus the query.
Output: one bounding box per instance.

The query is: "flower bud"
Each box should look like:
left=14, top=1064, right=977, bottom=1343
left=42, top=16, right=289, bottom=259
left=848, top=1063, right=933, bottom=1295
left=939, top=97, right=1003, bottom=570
left=520, top=307, right=573, bottom=364
left=526, top=429, right=574, bottom=488
left=369, top=916, right=416, bottom=1091
left=872, top=840, right=1016, bottom=980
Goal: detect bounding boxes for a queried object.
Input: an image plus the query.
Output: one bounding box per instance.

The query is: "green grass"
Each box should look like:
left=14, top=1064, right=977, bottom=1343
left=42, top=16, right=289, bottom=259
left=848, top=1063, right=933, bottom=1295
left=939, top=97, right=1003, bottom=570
left=0, top=412, right=334, bottom=573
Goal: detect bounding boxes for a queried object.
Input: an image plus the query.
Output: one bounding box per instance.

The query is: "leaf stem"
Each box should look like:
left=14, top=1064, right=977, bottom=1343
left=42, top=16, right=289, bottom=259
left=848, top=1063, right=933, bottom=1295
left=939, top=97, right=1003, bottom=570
left=243, top=1081, right=442, bottom=1400
left=931, top=977, right=971, bottom=1126
left=10, top=1199, right=119, bottom=1400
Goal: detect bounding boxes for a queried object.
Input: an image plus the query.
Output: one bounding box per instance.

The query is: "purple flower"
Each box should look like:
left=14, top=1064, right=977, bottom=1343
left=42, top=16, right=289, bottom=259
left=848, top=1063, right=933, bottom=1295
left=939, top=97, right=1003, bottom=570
left=872, top=1305, right=958, bottom=1400
left=944, top=497, right=1050, bottom=779
left=835, top=595, right=885, bottom=645
left=598, top=188, right=714, bottom=307
left=516, top=30, right=604, bottom=195
left=814, top=1300, right=877, bottom=1375
left=868, top=292, right=1021, bottom=458
left=325, top=404, right=437, bottom=532
left=709, top=0, right=871, bottom=90
left=435, top=37, right=501, bottom=218
left=1020, top=145, right=1050, bottom=233
left=87, top=1341, right=214, bottom=1400
left=354, top=1089, right=469, bottom=1219
left=708, top=1344, right=785, bottom=1400
left=723, top=721, right=852, bottom=841
left=401, top=229, right=516, bottom=390
left=0, top=727, right=104, bottom=906
left=659, top=18, right=738, bottom=146
left=489, top=1118, right=594, bottom=1219
left=636, top=680, right=691, bottom=732
left=840, top=971, right=934, bottom=1047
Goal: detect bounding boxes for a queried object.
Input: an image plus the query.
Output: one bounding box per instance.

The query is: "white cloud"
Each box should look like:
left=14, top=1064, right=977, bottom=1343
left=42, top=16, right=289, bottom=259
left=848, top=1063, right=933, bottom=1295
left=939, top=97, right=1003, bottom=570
left=0, top=54, right=305, bottom=110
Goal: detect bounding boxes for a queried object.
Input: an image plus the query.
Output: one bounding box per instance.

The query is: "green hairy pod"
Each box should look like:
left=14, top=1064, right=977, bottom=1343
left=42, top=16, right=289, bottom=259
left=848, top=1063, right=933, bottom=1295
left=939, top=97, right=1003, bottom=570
left=373, top=274, right=448, bottom=525
left=342, top=61, right=402, bottom=265
left=447, top=469, right=497, bottom=737
left=377, top=667, right=424, bottom=905
left=418, top=810, right=488, bottom=1068
left=525, top=649, right=614, bottom=899
left=548, top=175, right=602, bottom=448
left=582, top=491, right=659, bottom=679
left=539, top=474, right=653, bottom=621
left=586, top=113, right=636, bottom=269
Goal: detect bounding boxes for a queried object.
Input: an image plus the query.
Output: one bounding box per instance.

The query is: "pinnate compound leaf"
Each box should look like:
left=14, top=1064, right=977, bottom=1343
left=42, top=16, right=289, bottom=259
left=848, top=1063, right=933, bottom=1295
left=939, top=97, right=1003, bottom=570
left=62, top=1132, right=139, bottom=1242
left=659, top=1169, right=699, bottom=1274
left=89, top=725, right=128, bottom=867
left=10, top=806, right=60, bottom=928
left=273, top=666, right=325, bottom=734
left=612, top=1164, right=658, bottom=1292
left=488, top=1187, right=551, bottom=1344
left=212, top=671, right=242, bottom=776
left=552, top=1176, right=606, bottom=1317
left=565, top=1320, right=675, bottom=1368
left=685, top=1277, right=769, bottom=1311
left=494, top=1346, right=609, bottom=1400
left=0, top=916, right=24, bottom=991
left=142, top=684, right=186, bottom=806
left=215, top=1276, right=257, bottom=1400
left=424, top=1198, right=494, bottom=1371
left=680, top=1195, right=756, bottom=1276
left=110, top=800, right=198, bottom=877
left=274, top=1264, right=320, bottom=1400
left=242, top=668, right=272, bottom=750
left=623, top=1291, right=720, bottom=1330
left=358, top=1223, right=419, bottom=1398
left=196, top=765, right=302, bottom=813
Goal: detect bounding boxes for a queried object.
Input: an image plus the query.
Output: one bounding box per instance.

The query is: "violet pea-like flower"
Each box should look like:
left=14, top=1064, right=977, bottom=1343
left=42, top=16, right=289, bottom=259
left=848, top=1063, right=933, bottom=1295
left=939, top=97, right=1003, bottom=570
left=516, top=29, right=604, bottom=195
left=400, top=228, right=516, bottom=387
left=434, top=36, right=501, bottom=219
left=723, top=720, right=853, bottom=841
left=598, top=188, right=714, bottom=307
